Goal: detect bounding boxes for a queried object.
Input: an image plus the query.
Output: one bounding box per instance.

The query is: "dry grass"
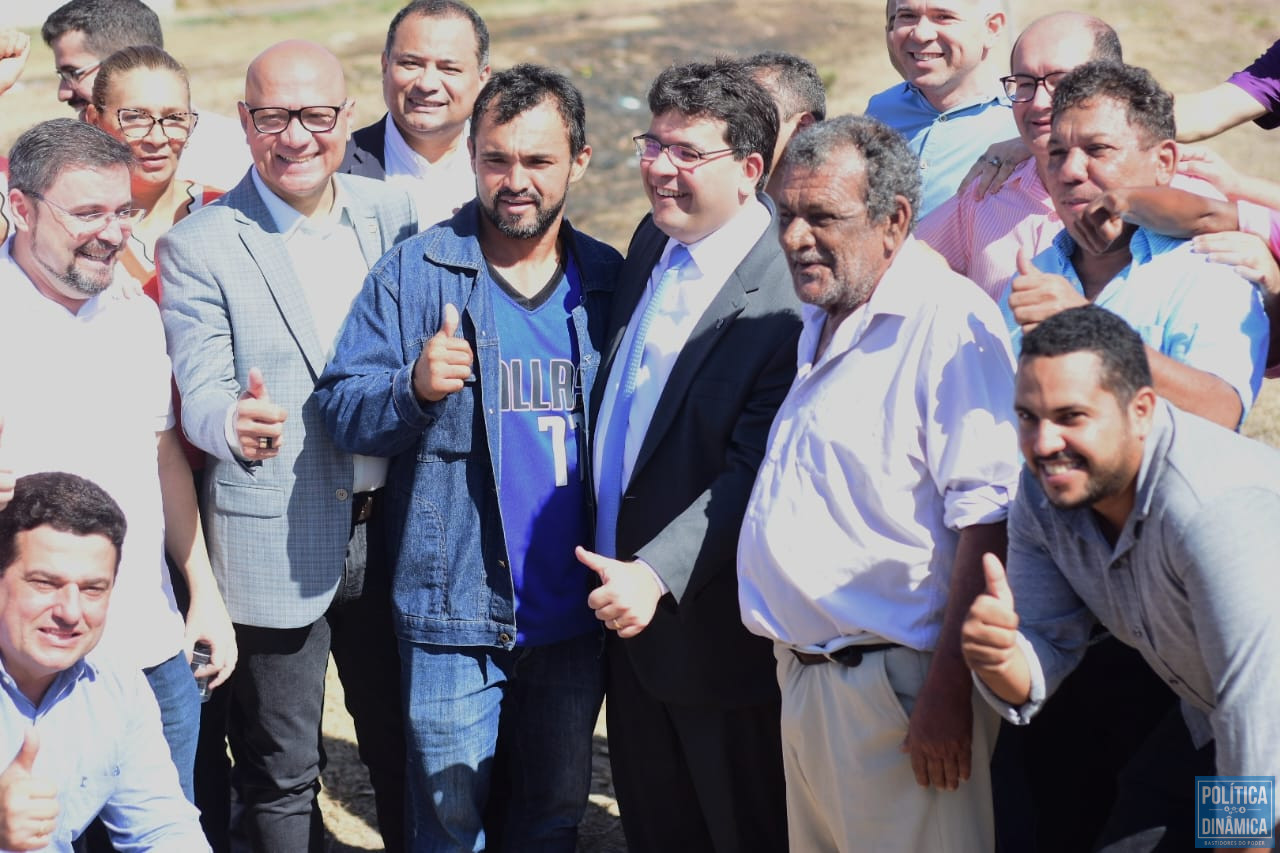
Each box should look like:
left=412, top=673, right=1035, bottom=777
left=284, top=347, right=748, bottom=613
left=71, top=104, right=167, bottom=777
left=2, top=0, right=1275, bottom=849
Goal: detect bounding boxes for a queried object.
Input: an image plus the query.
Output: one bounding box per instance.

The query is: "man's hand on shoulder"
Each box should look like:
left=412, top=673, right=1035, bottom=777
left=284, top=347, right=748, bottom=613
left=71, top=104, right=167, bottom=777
left=0, top=729, right=59, bottom=851
left=579, top=546, right=663, bottom=639
left=412, top=303, right=474, bottom=403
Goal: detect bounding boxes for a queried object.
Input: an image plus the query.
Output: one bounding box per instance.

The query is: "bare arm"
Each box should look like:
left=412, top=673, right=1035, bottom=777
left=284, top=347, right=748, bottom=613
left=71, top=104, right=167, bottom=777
left=904, top=521, right=1007, bottom=790
left=1175, top=82, right=1268, bottom=143
left=1146, top=347, right=1242, bottom=429
left=157, top=428, right=237, bottom=687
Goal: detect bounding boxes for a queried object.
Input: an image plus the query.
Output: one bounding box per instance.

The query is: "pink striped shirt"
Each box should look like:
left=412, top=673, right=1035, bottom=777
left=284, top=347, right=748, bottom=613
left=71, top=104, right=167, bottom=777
left=916, top=158, right=1058, bottom=302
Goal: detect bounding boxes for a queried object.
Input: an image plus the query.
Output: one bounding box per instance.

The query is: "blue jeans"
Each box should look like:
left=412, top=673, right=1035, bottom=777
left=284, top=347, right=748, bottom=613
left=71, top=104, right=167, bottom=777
left=143, top=649, right=202, bottom=802
left=400, top=630, right=605, bottom=853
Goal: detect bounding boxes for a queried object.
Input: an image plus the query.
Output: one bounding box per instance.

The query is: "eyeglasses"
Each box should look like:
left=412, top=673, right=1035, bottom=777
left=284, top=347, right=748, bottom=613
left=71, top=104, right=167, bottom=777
left=633, top=135, right=735, bottom=168
left=1000, top=72, right=1068, bottom=103
left=56, top=60, right=101, bottom=87
left=243, top=102, right=348, bottom=135
left=27, top=192, right=145, bottom=230
left=113, top=108, right=200, bottom=141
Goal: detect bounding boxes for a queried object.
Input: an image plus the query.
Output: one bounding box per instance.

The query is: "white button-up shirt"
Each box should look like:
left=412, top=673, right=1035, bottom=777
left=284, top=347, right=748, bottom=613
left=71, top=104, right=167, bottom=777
left=383, top=115, right=476, bottom=232
left=738, top=238, right=1020, bottom=653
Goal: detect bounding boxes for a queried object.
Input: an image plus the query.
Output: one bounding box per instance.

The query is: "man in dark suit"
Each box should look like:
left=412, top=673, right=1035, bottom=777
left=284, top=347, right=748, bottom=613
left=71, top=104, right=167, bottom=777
left=340, top=0, right=490, bottom=230
left=578, top=58, right=801, bottom=853
left=158, top=40, right=416, bottom=852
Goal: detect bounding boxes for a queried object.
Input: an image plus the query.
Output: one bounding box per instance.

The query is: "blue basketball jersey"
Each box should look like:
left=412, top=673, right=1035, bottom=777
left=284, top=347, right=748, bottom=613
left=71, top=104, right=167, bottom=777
left=490, top=256, right=598, bottom=646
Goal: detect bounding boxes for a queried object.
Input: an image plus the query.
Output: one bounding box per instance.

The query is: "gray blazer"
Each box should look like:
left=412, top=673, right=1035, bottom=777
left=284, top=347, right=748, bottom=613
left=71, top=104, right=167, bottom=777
left=158, top=171, right=417, bottom=629
left=589, top=204, right=803, bottom=707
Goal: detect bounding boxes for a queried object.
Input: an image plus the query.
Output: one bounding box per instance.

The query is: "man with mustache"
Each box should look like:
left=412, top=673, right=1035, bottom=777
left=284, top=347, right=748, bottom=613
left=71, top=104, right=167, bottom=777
left=963, top=304, right=1280, bottom=852
left=1000, top=61, right=1269, bottom=431
left=317, top=64, right=620, bottom=851
left=738, top=114, right=1018, bottom=853
left=0, top=118, right=236, bottom=804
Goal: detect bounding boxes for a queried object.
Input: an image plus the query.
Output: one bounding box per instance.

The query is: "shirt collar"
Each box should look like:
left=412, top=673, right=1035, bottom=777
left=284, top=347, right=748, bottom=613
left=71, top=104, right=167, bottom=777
left=660, top=195, right=771, bottom=282
left=903, top=80, right=1011, bottom=116
left=250, top=169, right=352, bottom=238
left=0, top=654, right=95, bottom=716
left=384, top=114, right=470, bottom=178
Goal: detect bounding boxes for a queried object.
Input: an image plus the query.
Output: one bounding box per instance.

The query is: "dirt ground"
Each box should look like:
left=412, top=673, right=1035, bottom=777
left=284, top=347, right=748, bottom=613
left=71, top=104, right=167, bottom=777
left=3, top=0, right=1276, bottom=850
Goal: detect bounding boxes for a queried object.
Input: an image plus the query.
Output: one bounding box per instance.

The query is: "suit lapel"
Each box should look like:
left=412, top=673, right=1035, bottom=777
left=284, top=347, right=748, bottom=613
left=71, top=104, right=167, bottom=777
left=339, top=174, right=389, bottom=266
left=231, top=179, right=328, bottom=380
left=590, top=221, right=665, bottom=422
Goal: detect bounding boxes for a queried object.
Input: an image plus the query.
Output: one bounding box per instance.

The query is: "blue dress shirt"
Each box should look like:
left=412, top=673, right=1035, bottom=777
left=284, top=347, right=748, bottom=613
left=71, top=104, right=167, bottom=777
left=1000, top=227, right=1270, bottom=420
left=0, top=656, right=208, bottom=851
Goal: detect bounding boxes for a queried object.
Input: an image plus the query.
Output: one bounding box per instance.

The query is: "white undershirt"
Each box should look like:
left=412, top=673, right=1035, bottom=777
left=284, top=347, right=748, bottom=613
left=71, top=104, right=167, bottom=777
left=382, top=115, right=477, bottom=232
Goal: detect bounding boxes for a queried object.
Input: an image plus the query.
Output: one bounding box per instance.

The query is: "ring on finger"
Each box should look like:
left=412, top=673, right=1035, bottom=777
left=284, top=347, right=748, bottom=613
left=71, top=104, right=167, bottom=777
left=986, top=156, right=1002, bottom=167
left=257, top=436, right=273, bottom=451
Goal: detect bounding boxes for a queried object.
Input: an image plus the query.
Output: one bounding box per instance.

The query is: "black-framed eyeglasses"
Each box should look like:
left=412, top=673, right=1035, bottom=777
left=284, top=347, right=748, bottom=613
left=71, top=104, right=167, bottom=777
left=1000, top=72, right=1068, bottom=103
left=242, top=102, right=348, bottom=135
left=56, top=60, right=101, bottom=87
left=27, top=191, right=145, bottom=230
left=633, top=134, right=735, bottom=168
left=113, top=108, right=200, bottom=141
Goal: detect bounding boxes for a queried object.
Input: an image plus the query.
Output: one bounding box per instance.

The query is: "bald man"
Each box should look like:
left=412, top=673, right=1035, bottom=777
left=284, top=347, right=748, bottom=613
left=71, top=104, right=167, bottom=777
left=158, top=41, right=418, bottom=852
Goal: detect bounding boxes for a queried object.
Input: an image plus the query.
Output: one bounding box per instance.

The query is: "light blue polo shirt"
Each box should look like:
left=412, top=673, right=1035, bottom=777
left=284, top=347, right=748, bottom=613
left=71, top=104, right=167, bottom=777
left=1000, top=227, right=1270, bottom=420
left=866, top=82, right=1015, bottom=217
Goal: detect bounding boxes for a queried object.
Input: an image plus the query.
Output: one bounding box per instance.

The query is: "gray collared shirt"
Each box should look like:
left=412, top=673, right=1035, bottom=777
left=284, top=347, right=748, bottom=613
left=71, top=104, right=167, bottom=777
left=980, top=401, right=1280, bottom=777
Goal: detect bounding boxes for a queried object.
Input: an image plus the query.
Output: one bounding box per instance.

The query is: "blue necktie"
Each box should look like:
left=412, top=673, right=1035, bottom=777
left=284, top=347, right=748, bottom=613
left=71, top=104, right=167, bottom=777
left=595, top=245, right=691, bottom=558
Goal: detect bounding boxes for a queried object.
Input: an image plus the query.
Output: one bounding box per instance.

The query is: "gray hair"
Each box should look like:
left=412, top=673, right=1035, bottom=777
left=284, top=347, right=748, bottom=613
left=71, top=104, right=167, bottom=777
left=782, top=114, right=922, bottom=226
left=8, top=118, right=134, bottom=196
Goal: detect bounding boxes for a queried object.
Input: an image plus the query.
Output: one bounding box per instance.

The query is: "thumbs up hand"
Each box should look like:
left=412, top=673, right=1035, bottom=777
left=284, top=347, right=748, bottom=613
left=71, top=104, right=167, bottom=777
left=0, top=729, right=60, bottom=851
left=412, top=303, right=475, bottom=403
left=235, top=367, right=287, bottom=460
left=1007, top=248, right=1087, bottom=334
left=961, top=553, right=1021, bottom=674
left=0, top=417, right=13, bottom=512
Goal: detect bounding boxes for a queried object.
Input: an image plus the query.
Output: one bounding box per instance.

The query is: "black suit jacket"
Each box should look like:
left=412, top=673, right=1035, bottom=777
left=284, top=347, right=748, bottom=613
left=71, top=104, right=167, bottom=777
left=590, top=203, right=803, bottom=707
left=340, top=116, right=389, bottom=179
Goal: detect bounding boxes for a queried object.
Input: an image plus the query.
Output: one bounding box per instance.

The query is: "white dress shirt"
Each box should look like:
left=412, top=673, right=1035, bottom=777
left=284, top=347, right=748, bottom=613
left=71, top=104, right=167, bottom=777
left=738, top=238, right=1020, bottom=653
left=383, top=115, right=477, bottom=232
left=224, top=172, right=387, bottom=492
left=0, top=238, right=184, bottom=670
left=594, top=198, right=771, bottom=496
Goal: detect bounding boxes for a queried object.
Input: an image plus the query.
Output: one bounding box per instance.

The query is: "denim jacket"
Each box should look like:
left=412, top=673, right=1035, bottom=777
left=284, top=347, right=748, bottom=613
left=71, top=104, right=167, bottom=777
left=316, top=201, right=621, bottom=648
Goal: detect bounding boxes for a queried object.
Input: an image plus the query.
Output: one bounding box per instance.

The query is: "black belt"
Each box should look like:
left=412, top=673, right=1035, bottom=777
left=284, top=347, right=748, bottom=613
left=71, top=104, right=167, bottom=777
left=791, top=642, right=900, bottom=668
left=352, top=490, right=378, bottom=525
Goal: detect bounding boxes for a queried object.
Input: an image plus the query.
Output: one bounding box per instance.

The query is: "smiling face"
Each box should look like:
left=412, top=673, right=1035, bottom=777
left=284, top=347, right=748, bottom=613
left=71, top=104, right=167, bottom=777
left=471, top=97, right=590, bottom=242
left=241, top=42, right=350, bottom=217
left=0, top=525, right=116, bottom=705
left=886, top=0, right=1004, bottom=112
left=87, top=66, right=192, bottom=196
left=641, top=111, right=762, bottom=245
left=1045, top=96, right=1176, bottom=251
left=10, top=164, right=134, bottom=312
left=776, top=152, right=903, bottom=320
left=1015, top=350, right=1152, bottom=525
left=50, top=29, right=100, bottom=116
left=382, top=12, right=489, bottom=159
left=1010, top=21, right=1099, bottom=158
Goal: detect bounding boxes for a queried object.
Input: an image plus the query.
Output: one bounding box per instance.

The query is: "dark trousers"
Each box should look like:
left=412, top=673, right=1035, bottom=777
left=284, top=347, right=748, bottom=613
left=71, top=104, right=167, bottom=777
left=603, top=636, right=787, bottom=853
left=993, top=635, right=1179, bottom=853
left=198, top=519, right=405, bottom=853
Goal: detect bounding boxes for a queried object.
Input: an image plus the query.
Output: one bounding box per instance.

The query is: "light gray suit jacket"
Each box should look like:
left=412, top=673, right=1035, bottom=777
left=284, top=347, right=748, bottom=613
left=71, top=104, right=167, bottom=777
left=158, top=171, right=417, bottom=628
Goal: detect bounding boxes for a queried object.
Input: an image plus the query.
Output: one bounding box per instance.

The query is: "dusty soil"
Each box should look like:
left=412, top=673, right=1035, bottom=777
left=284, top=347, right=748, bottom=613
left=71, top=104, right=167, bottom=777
left=3, top=0, right=1276, bottom=849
